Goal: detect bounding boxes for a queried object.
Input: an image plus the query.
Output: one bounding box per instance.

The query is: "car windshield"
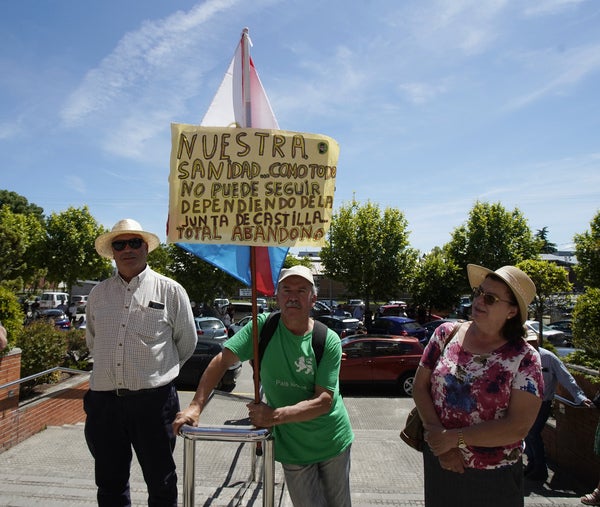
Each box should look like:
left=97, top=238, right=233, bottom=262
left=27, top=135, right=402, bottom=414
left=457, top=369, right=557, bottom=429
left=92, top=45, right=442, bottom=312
left=198, top=319, right=224, bottom=330
left=401, top=321, right=423, bottom=331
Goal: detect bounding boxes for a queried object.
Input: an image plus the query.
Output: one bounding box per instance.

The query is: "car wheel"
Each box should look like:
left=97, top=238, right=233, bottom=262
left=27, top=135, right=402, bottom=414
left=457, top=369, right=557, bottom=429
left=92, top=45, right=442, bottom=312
left=398, top=372, right=415, bottom=397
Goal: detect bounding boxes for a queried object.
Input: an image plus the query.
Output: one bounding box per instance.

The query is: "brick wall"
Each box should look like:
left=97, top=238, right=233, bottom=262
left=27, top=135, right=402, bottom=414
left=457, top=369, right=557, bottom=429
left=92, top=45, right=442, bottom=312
left=0, top=349, right=89, bottom=453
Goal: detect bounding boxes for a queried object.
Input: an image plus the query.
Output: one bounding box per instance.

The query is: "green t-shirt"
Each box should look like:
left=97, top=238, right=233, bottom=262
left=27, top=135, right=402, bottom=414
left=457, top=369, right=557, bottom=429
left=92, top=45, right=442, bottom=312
left=225, top=312, right=354, bottom=464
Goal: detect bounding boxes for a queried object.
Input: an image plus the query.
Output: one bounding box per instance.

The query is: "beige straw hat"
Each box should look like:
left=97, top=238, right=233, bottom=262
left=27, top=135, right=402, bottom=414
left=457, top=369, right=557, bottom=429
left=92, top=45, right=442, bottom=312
left=95, top=219, right=160, bottom=259
left=467, top=264, right=536, bottom=324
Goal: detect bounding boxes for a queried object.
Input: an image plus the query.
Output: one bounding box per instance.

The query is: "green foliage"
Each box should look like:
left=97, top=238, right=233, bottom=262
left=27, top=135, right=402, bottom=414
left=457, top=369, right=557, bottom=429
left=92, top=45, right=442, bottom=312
left=445, top=201, right=538, bottom=289
left=411, top=249, right=462, bottom=314
left=534, top=227, right=557, bottom=254
left=572, top=287, right=600, bottom=357
left=574, top=211, right=600, bottom=289
left=0, top=286, right=25, bottom=354
left=0, top=204, right=47, bottom=287
left=0, top=189, right=44, bottom=220
left=15, top=321, right=68, bottom=383
left=63, top=328, right=90, bottom=370
left=517, top=259, right=571, bottom=338
left=43, top=206, right=113, bottom=292
left=320, top=200, right=416, bottom=306
left=147, top=243, right=171, bottom=276
left=283, top=253, right=313, bottom=269
left=164, top=244, right=242, bottom=304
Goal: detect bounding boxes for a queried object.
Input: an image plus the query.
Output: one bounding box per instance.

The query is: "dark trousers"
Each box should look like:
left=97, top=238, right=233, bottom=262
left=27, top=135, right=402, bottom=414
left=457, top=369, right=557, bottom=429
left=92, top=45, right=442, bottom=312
left=84, top=384, right=180, bottom=507
left=524, top=400, right=552, bottom=472
left=423, top=444, right=524, bottom=507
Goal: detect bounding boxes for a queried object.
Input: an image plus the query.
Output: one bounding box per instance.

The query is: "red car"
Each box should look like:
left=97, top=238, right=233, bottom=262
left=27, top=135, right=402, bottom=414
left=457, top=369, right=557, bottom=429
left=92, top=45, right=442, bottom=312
left=339, top=334, right=424, bottom=396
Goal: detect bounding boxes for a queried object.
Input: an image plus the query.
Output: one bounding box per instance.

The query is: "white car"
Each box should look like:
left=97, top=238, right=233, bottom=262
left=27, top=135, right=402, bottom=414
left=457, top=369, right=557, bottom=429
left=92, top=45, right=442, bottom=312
left=525, top=320, right=567, bottom=346
left=228, top=315, right=252, bottom=337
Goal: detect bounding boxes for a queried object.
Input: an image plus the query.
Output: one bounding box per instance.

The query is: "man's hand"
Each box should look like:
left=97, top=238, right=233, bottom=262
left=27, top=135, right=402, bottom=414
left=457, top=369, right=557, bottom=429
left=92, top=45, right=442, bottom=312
left=172, top=404, right=201, bottom=435
left=247, top=401, right=276, bottom=428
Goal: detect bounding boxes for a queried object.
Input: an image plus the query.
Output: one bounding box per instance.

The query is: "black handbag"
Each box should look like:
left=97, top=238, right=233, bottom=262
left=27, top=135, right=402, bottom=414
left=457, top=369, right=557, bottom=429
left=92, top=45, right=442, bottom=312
left=399, top=322, right=462, bottom=451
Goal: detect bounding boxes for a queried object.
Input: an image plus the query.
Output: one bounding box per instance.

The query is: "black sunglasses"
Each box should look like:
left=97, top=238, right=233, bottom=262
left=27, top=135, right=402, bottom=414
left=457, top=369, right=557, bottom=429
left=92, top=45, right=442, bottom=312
left=471, top=286, right=515, bottom=306
left=111, top=238, right=144, bottom=251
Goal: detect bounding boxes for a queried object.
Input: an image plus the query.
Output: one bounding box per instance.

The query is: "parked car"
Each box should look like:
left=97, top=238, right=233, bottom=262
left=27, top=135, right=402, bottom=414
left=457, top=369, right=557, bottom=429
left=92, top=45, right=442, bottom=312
left=422, top=319, right=465, bottom=343
left=31, top=309, right=71, bottom=331
left=318, top=299, right=338, bottom=310
left=71, top=295, right=88, bottom=313
left=369, top=317, right=428, bottom=343
left=38, top=291, right=69, bottom=310
left=315, top=315, right=362, bottom=339
left=548, top=319, right=573, bottom=343
left=194, top=317, right=228, bottom=340
left=228, top=315, right=252, bottom=337
left=176, top=337, right=242, bottom=391
left=377, top=304, right=408, bottom=317
left=339, top=334, right=424, bottom=396
left=525, top=320, right=567, bottom=346
left=311, top=300, right=333, bottom=317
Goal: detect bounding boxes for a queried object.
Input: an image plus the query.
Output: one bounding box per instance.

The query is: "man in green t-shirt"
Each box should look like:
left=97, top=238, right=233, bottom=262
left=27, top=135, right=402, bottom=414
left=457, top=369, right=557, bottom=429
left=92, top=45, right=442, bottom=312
left=173, top=265, right=354, bottom=506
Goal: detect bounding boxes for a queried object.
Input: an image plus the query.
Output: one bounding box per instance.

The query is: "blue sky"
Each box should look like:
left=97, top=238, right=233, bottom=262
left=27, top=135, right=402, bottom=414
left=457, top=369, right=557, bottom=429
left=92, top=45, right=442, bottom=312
left=1, top=0, right=599, bottom=254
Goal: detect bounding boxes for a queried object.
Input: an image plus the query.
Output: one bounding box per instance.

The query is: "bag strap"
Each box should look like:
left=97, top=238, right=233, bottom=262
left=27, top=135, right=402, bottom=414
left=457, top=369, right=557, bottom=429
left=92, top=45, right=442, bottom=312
left=255, top=312, right=328, bottom=377
left=438, top=321, right=463, bottom=359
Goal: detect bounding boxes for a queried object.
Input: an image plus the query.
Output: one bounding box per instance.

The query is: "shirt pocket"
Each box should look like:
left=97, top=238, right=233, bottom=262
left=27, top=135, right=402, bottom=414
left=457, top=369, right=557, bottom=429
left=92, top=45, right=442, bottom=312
left=131, top=305, right=169, bottom=341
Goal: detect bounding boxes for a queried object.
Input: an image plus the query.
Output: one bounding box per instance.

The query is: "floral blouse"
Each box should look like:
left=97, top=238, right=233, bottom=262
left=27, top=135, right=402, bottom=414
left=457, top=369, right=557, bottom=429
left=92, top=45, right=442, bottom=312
left=421, top=322, right=543, bottom=469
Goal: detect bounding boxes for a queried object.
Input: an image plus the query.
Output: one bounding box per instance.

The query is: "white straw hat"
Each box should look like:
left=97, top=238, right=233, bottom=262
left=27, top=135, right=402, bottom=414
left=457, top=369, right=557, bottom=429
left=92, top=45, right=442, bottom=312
left=467, top=264, right=536, bottom=324
left=95, top=219, right=160, bottom=259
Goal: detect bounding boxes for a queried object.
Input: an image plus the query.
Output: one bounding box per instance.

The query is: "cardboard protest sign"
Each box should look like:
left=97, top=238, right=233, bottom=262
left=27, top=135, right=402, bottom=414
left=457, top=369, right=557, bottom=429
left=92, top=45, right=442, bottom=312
left=167, top=125, right=338, bottom=247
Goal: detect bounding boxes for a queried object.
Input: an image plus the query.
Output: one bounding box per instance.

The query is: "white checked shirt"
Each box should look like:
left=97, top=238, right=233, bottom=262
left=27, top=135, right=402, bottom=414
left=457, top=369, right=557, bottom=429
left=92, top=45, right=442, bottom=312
left=86, top=266, right=197, bottom=391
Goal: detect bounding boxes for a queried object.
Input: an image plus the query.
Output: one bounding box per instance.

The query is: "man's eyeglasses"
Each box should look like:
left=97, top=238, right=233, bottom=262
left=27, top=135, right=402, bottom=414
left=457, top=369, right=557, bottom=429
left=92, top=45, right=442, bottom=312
left=471, top=286, right=515, bottom=306
left=111, top=238, right=144, bottom=251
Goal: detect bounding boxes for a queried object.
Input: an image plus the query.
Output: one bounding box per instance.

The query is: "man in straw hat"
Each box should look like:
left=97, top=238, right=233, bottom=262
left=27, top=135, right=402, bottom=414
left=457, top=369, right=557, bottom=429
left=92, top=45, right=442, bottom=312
left=84, top=219, right=197, bottom=506
left=173, top=265, right=354, bottom=507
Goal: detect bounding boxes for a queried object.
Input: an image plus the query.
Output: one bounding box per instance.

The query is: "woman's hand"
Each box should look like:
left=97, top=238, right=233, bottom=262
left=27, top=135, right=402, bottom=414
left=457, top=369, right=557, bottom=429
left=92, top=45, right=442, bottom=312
left=438, top=449, right=465, bottom=474
left=424, top=424, right=456, bottom=456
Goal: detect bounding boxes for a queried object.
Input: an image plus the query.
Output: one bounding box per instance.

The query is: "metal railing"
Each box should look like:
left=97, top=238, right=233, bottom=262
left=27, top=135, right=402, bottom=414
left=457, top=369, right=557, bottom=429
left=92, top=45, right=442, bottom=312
left=0, top=366, right=89, bottom=391
left=178, top=391, right=275, bottom=507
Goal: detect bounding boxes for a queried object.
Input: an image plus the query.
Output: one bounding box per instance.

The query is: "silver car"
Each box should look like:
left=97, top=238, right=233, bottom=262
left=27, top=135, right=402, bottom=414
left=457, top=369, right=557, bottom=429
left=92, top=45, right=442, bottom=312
left=194, top=317, right=228, bottom=340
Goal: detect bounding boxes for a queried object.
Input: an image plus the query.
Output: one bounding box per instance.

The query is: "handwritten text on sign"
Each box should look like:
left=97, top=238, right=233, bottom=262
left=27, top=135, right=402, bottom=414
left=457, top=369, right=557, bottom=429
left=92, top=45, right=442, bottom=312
left=167, top=125, right=338, bottom=247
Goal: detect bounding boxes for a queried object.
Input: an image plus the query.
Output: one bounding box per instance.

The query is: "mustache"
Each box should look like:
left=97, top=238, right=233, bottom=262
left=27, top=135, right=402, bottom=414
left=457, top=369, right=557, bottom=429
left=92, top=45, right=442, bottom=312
left=285, top=301, right=301, bottom=308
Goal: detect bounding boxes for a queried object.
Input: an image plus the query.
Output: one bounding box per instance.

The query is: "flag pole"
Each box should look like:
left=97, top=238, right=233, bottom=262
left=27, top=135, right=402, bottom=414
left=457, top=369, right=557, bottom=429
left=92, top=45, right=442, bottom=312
left=242, top=27, right=264, bottom=456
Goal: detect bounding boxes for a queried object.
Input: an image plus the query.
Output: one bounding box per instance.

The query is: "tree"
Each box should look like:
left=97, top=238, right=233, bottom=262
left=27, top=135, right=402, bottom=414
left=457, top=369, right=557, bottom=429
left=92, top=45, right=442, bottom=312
left=0, top=189, right=44, bottom=221
left=411, top=249, right=462, bottom=318
left=165, top=244, right=242, bottom=305
left=445, top=201, right=538, bottom=289
left=43, top=206, right=113, bottom=294
left=574, top=211, right=600, bottom=289
left=320, top=200, right=417, bottom=308
left=572, top=287, right=600, bottom=357
left=534, top=227, right=557, bottom=254
left=517, top=259, right=571, bottom=346
left=0, top=205, right=46, bottom=289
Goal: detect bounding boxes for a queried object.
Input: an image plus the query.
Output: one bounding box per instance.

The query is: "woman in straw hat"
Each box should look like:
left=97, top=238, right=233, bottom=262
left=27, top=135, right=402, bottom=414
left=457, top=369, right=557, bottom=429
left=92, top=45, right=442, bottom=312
left=412, top=264, right=543, bottom=506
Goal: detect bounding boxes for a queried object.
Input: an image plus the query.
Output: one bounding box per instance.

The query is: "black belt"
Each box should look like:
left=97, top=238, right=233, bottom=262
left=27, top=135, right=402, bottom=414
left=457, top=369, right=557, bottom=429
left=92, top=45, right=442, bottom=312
left=109, top=385, right=168, bottom=397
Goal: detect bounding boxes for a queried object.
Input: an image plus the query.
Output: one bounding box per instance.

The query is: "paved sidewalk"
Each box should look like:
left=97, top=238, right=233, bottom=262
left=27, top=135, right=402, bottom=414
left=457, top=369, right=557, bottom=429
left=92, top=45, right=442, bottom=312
left=0, top=365, right=591, bottom=506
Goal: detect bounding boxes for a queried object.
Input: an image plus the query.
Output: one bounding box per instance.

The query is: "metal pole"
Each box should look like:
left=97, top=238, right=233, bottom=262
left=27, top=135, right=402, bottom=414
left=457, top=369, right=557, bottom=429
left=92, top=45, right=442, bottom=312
left=182, top=438, right=196, bottom=507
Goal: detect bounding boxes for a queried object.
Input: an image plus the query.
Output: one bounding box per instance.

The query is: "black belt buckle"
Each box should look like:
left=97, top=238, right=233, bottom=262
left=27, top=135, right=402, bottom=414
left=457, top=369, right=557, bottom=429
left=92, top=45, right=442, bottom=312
left=115, top=388, right=134, bottom=397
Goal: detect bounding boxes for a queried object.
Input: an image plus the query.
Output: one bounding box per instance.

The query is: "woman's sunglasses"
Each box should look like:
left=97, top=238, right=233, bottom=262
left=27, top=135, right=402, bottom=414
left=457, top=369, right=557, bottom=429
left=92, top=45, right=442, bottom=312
left=471, top=286, right=515, bottom=306
left=111, top=238, right=144, bottom=251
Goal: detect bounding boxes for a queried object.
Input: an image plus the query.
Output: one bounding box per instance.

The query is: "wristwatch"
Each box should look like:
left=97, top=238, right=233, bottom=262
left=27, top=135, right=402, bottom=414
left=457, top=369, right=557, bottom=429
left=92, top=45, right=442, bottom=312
left=457, top=430, right=467, bottom=449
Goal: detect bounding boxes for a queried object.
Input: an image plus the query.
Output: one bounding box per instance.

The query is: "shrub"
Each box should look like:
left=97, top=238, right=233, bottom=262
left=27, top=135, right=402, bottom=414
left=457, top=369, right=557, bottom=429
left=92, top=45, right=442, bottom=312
left=573, top=287, right=600, bottom=357
left=15, top=320, right=67, bottom=387
left=0, top=285, right=25, bottom=355
left=63, top=328, right=90, bottom=370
